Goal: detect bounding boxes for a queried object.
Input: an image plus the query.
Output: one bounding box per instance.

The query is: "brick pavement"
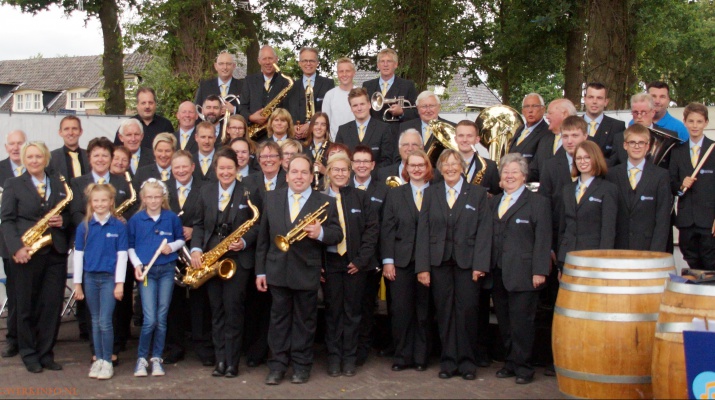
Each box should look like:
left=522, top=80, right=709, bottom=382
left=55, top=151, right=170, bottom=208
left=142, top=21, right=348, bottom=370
left=0, top=318, right=563, bottom=399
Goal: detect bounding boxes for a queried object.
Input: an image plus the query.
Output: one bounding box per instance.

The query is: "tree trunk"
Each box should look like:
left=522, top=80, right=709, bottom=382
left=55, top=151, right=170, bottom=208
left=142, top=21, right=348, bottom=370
left=98, top=0, right=125, bottom=115
left=236, top=9, right=260, bottom=75
left=394, top=0, right=430, bottom=91
left=169, top=0, right=212, bottom=81
left=564, top=0, right=587, bottom=107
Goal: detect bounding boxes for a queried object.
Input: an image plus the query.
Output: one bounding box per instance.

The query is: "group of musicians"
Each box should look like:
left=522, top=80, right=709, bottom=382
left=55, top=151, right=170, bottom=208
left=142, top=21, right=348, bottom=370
left=0, top=45, right=712, bottom=387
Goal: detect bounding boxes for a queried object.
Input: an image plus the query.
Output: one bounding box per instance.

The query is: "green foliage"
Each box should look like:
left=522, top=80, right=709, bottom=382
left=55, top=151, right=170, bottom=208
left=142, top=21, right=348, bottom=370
left=140, top=55, right=196, bottom=126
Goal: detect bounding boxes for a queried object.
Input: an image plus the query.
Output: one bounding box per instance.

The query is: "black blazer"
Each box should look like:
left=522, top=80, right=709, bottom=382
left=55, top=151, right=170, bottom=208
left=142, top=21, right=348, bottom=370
left=539, top=149, right=573, bottom=252
left=0, top=158, right=17, bottom=188
left=191, top=152, right=218, bottom=183
left=255, top=188, right=343, bottom=291
left=242, top=169, right=287, bottom=205
left=508, top=119, right=550, bottom=164
left=167, top=178, right=205, bottom=228
left=194, top=77, right=243, bottom=112
left=133, top=163, right=165, bottom=192
left=490, top=189, right=552, bottom=292
left=324, top=186, right=379, bottom=271
left=380, top=183, right=421, bottom=268
left=362, top=76, right=418, bottom=122
left=610, top=124, right=679, bottom=168
left=606, top=161, right=672, bottom=251
left=348, top=178, right=389, bottom=218
left=415, top=181, right=492, bottom=272
left=0, top=171, right=70, bottom=258
left=69, top=173, right=132, bottom=229
left=286, top=74, right=335, bottom=125
left=191, top=180, right=261, bottom=270
left=240, top=72, right=291, bottom=122
left=529, top=132, right=560, bottom=182
left=336, top=119, right=396, bottom=168
left=128, top=147, right=156, bottom=178
left=586, top=115, right=625, bottom=159
left=669, top=137, right=715, bottom=229
left=174, top=129, right=198, bottom=154
left=466, top=155, right=501, bottom=196
left=49, top=147, right=88, bottom=180
left=557, top=177, right=617, bottom=262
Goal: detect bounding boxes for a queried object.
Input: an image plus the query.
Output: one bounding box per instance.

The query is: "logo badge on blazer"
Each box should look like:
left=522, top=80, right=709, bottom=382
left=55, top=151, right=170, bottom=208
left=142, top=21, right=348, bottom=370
left=239, top=204, right=248, bottom=209
left=523, top=154, right=533, bottom=158
left=641, top=196, right=654, bottom=201
left=370, top=197, right=383, bottom=203
left=351, top=209, right=361, bottom=213
left=465, top=204, right=476, bottom=211
left=589, top=197, right=602, bottom=203
left=700, top=169, right=713, bottom=175
left=515, top=219, right=529, bottom=224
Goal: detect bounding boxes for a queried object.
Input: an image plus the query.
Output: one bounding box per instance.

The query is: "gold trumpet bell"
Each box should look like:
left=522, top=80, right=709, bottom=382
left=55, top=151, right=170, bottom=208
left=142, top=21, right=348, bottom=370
left=275, top=235, right=291, bottom=252
left=385, top=176, right=403, bottom=188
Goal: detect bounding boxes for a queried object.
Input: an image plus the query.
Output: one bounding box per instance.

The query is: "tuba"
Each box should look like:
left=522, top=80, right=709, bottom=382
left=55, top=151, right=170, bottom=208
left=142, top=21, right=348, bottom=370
left=649, top=126, right=684, bottom=166
left=114, top=172, right=136, bottom=217
left=275, top=201, right=329, bottom=252
left=475, top=105, right=524, bottom=166
left=22, top=175, right=73, bottom=256
left=425, top=119, right=458, bottom=167
left=247, top=64, right=294, bottom=141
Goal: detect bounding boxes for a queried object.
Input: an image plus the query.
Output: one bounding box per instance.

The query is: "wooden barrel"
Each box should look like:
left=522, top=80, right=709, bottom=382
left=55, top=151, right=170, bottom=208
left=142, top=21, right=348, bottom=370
left=652, top=280, right=715, bottom=399
left=553, top=250, right=675, bottom=399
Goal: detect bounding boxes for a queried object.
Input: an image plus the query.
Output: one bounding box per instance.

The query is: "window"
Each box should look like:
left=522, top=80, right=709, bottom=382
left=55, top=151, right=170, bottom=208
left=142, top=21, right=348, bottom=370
left=13, top=91, right=42, bottom=112
left=68, top=91, right=86, bottom=110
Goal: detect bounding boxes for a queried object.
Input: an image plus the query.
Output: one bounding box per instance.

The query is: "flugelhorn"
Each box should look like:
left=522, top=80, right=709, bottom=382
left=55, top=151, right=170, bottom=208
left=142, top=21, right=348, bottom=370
left=275, top=201, right=329, bottom=252
left=370, top=92, right=416, bottom=122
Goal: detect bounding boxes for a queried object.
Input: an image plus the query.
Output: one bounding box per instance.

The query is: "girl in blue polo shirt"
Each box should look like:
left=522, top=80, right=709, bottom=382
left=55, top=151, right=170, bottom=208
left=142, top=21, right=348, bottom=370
left=73, top=184, right=128, bottom=380
left=127, top=179, right=184, bottom=377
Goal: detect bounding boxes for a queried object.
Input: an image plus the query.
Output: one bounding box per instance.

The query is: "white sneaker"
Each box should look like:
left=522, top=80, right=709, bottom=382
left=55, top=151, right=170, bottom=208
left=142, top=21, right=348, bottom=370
left=134, top=357, right=149, bottom=377
left=150, top=357, right=165, bottom=376
left=97, top=360, right=114, bottom=380
left=88, top=360, right=102, bottom=379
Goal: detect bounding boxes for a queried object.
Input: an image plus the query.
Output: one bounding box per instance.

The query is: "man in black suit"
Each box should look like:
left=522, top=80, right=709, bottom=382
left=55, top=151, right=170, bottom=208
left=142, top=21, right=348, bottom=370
left=192, top=122, right=218, bottom=183
left=117, top=118, right=155, bottom=176
left=456, top=120, right=501, bottom=196
left=288, top=47, right=335, bottom=139
left=335, top=87, right=395, bottom=168
left=174, top=101, right=199, bottom=153
left=49, top=116, right=89, bottom=180
left=240, top=45, right=291, bottom=139
left=113, top=87, right=174, bottom=148
left=362, top=48, right=418, bottom=132
left=0, top=129, right=25, bottom=358
left=606, top=124, right=672, bottom=252
left=583, top=83, right=625, bottom=159
left=508, top=93, right=549, bottom=167
left=398, top=91, right=455, bottom=156
left=195, top=51, right=242, bottom=115
left=256, top=154, right=343, bottom=385
left=530, top=98, right=577, bottom=182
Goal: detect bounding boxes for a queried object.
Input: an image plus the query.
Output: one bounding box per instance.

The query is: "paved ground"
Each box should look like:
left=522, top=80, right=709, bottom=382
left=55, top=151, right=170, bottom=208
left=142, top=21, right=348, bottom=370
left=0, top=318, right=563, bottom=399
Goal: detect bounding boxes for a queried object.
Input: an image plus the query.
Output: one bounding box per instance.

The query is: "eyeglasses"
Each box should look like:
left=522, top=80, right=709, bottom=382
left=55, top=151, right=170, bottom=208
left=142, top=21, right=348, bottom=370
left=216, top=62, right=235, bottom=67
left=330, top=167, right=349, bottom=174
left=522, top=104, right=543, bottom=110
left=260, top=154, right=280, bottom=160
left=626, top=141, right=649, bottom=148
left=407, top=163, right=427, bottom=169
left=575, top=156, right=591, bottom=162
left=300, top=59, right=318, bottom=64
left=418, top=104, right=438, bottom=111
left=631, top=110, right=651, bottom=117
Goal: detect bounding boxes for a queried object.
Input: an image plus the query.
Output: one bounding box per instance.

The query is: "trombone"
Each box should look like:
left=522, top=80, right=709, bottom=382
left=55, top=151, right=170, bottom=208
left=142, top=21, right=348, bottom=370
left=371, top=92, right=416, bottom=122
left=275, top=202, right=329, bottom=252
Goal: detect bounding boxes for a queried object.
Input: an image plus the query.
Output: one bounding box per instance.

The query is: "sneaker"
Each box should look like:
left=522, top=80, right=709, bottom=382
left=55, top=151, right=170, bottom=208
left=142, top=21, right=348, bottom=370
left=134, top=358, right=148, bottom=377
left=150, top=357, right=165, bottom=376
left=88, top=360, right=103, bottom=379
left=97, top=361, right=114, bottom=380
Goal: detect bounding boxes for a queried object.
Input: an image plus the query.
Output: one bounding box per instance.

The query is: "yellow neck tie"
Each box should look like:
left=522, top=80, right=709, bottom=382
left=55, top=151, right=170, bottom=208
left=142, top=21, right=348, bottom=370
left=424, top=126, right=432, bottom=144
left=161, top=169, right=169, bottom=181
left=357, top=185, right=366, bottom=191
left=236, top=173, right=242, bottom=182
left=97, top=177, right=106, bottom=184
left=132, top=154, right=139, bottom=172
left=589, top=121, right=597, bottom=137
left=265, top=181, right=272, bottom=191
left=178, top=186, right=187, bottom=208
left=181, top=133, right=189, bottom=150
left=335, top=193, right=347, bottom=256
left=264, top=79, right=270, bottom=91
left=447, top=188, right=456, bottom=208
left=220, top=84, right=227, bottom=97
left=416, top=189, right=422, bottom=211
left=219, top=192, right=230, bottom=211
left=576, top=183, right=587, bottom=203
left=306, top=78, right=312, bottom=89
left=629, top=167, right=640, bottom=190
left=358, top=125, right=366, bottom=142
left=498, top=194, right=511, bottom=218
left=382, top=82, right=388, bottom=96
left=290, top=193, right=301, bottom=222
left=37, top=182, right=46, bottom=199
left=201, top=158, right=209, bottom=175
left=14, top=166, right=23, bottom=176
left=517, top=129, right=530, bottom=145
left=68, top=151, right=81, bottom=178
left=692, top=145, right=700, bottom=168
left=553, top=133, right=562, bottom=155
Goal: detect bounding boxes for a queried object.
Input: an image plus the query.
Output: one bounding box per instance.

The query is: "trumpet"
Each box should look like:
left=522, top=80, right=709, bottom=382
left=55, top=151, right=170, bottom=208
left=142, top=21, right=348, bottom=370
left=275, top=201, right=329, bottom=252
left=370, top=92, right=416, bottom=122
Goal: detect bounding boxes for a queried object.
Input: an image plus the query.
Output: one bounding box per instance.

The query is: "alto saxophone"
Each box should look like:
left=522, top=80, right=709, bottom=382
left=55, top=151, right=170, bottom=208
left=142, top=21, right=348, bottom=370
left=22, top=175, right=73, bottom=256
left=177, top=193, right=259, bottom=289
left=247, top=63, right=294, bottom=140
left=114, top=172, right=136, bottom=217
left=471, top=154, right=488, bottom=185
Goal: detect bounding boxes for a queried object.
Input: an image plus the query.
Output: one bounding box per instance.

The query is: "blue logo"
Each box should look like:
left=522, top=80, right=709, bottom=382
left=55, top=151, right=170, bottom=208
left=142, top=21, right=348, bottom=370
left=693, top=371, right=715, bottom=399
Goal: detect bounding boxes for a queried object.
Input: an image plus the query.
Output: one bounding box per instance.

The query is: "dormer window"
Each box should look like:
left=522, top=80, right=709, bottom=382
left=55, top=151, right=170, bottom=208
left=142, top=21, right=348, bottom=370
left=13, top=90, right=42, bottom=112
left=67, top=89, right=87, bottom=110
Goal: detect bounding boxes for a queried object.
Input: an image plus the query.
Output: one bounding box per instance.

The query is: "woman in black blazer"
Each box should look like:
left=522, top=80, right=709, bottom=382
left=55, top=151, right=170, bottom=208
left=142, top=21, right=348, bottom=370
left=302, top=113, right=331, bottom=189
left=490, top=153, right=552, bottom=384
left=189, top=147, right=260, bottom=378
left=321, top=152, right=378, bottom=377
left=0, top=141, right=70, bottom=373
left=381, top=149, right=433, bottom=372
left=557, top=141, right=617, bottom=264
left=415, top=149, right=492, bottom=381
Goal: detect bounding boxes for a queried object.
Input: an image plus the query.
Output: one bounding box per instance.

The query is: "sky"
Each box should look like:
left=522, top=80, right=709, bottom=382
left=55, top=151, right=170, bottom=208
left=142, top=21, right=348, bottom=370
left=0, top=4, right=105, bottom=60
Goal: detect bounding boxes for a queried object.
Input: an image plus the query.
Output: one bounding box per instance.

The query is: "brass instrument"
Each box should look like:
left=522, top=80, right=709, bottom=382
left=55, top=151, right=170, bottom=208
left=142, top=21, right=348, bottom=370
left=275, top=201, right=329, bottom=252
left=305, top=84, right=315, bottom=122
left=385, top=176, right=404, bottom=188
left=312, top=140, right=329, bottom=190
left=468, top=145, right=488, bottom=185
left=247, top=64, right=294, bottom=140
left=371, top=92, right=417, bottom=122
left=114, top=172, right=136, bottom=217
left=22, top=175, right=73, bottom=256
left=475, top=105, right=524, bottom=166
left=649, top=126, right=684, bottom=166
left=426, top=119, right=458, bottom=166
left=220, top=108, right=231, bottom=143
left=176, top=194, right=260, bottom=289
left=196, top=94, right=239, bottom=122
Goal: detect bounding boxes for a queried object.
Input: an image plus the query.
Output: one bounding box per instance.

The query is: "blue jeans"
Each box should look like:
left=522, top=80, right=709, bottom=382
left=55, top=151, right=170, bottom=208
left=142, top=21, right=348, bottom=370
left=137, top=262, right=175, bottom=360
left=84, top=272, right=117, bottom=362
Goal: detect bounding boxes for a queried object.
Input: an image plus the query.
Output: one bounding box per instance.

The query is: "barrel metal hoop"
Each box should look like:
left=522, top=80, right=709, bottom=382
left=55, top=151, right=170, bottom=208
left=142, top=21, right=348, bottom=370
left=565, top=253, right=674, bottom=270
left=667, top=281, right=715, bottom=297
left=560, top=282, right=665, bottom=295
left=656, top=322, right=692, bottom=333
left=555, top=366, right=652, bottom=384
left=555, top=306, right=659, bottom=322
left=563, top=267, right=671, bottom=280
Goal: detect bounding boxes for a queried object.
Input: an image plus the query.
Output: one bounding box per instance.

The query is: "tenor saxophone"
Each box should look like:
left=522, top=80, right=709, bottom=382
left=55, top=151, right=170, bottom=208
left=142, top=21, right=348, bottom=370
left=22, top=175, right=73, bottom=256
left=247, top=63, right=294, bottom=140
left=177, top=193, right=259, bottom=289
left=114, top=172, right=136, bottom=217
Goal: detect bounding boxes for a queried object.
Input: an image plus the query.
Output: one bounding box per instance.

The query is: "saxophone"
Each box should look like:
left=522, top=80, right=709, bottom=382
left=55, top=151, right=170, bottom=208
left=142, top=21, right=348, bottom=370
left=247, top=63, right=294, bottom=140
left=470, top=152, right=488, bottom=185
left=312, top=140, right=329, bottom=190
left=176, top=193, right=259, bottom=289
left=22, top=175, right=73, bottom=256
left=114, top=172, right=136, bottom=217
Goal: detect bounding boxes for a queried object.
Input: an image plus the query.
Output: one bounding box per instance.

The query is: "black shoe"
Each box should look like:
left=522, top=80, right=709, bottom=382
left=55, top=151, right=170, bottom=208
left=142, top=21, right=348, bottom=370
left=1, top=343, right=18, bottom=358
left=391, top=363, right=410, bottom=371
left=516, top=375, right=534, bottom=384
left=438, top=370, right=455, bottom=379
left=477, top=359, right=492, bottom=368
left=356, top=351, right=368, bottom=366
left=212, top=362, right=226, bottom=377
left=202, top=358, right=216, bottom=367
left=496, top=367, right=516, bottom=378
left=328, top=364, right=341, bottom=377
left=246, top=359, right=262, bottom=368
left=163, top=353, right=184, bottom=365
left=462, top=372, right=476, bottom=380
left=291, top=370, right=310, bottom=384
left=415, top=364, right=427, bottom=371
left=225, top=366, right=238, bottom=378
left=26, top=363, right=43, bottom=373
left=343, top=364, right=356, bottom=377
left=265, top=370, right=285, bottom=385
left=544, top=365, right=556, bottom=376
left=41, top=361, right=62, bottom=371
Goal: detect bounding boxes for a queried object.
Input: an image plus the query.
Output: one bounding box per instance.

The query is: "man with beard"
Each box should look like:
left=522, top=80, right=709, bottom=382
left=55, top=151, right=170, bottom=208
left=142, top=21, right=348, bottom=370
left=201, top=95, right=225, bottom=142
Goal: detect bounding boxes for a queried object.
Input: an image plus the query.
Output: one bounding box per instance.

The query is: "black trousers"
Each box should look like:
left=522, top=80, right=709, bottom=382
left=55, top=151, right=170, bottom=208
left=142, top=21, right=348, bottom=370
left=267, top=285, right=318, bottom=373
left=164, top=283, right=190, bottom=359
left=243, top=268, right=271, bottom=364
left=357, top=268, right=381, bottom=358
left=680, top=227, right=715, bottom=271
left=206, top=266, right=250, bottom=367
left=323, top=252, right=367, bottom=367
left=475, top=288, right=493, bottom=363
left=492, top=268, right=539, bottom=378
left=2, top=258, right=17, bottom=347
left=431, top=260, right=480, bottom=374
left=390, top=261, right=431, bottom=366
left=13, top=251, right=66, bottom=366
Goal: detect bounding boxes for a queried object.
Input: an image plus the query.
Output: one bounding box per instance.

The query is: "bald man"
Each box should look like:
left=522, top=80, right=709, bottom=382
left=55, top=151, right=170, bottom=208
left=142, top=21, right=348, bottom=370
left=173, top=101, right=200, bottom=153
left=529, top=98, right=578, bottom=182
left=195, top=51, right=243, bottom=115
